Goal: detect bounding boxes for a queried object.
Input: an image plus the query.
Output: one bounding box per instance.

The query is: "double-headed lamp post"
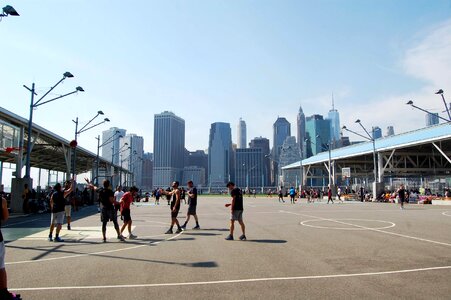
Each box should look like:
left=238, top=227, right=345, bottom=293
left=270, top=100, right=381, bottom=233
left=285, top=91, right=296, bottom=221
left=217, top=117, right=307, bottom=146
left=72, top=111, right=110, bottom=178
left=23, top=72, right=84, bottom=178
left=342, top=119, right=378, bottom=199
left=95, top=131, right=123, bottom=185
left=406, top=100, right=451, bottom=123
left=0, top=5, right=19, bottom=19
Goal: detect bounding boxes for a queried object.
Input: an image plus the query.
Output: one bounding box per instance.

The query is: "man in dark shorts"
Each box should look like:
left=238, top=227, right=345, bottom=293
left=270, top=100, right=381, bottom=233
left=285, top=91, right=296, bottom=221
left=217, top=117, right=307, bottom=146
left=1, top=195, right=22, bottom=299
left=86, top=179, right=125, bottom=242
left=161, top=181, right=183, bottom=234
left=398, top=184, right=406, bottom=210
left=48, top=181, right=74, bottom=242
left=120, top=186, right=138, bottom=239
left=225, top=182, right=246, bottom=241
left=181, top=180, right=200, bottom=230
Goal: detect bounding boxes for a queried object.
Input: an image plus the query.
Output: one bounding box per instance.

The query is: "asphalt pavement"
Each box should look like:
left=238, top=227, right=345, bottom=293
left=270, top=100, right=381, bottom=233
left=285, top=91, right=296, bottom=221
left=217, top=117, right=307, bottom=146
left=3, top=196, right=451, bottom=299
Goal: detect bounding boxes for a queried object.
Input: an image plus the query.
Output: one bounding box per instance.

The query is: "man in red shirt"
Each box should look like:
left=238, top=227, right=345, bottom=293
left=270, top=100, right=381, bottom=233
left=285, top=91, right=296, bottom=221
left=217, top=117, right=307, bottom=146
left=120, top=186, right=138, bottom=239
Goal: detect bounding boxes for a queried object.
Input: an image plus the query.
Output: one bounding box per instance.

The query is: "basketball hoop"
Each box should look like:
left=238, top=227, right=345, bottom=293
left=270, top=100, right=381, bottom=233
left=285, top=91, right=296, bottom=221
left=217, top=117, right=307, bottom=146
left=4, top=147, right=21, bottom=154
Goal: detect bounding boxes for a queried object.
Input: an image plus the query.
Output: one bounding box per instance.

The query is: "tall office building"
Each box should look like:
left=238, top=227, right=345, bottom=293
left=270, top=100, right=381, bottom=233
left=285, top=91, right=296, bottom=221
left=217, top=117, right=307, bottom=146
left=372, top=126, right=382, bottom=139
left=305, top=114, right=331, bottom=157
left=121, top=134, right=144, bottom=187
left=249, top=137, right=270, bottom=187
left=237, top=118, right=247, bottom=149
left=296, top=106, right=306, bottom=159
left=279, top=136, right=301, bottom=188
left=185, top=150, right=208, bottom=185
left=141, top=152, right=153, bottom=191
left=235, top=148, right=264, bottom=188
left=327, top=95, right=340, bottom=146
left=272, top=117, right=291, bottom=186
left=182, top=166, right=206, bottom=187
left=208, top=122, right=232, bottom=188
left=426, top=113, right=439, bottom=126
left=101, top=127, right=126, bottom=165
left=273, top=117, right=291, bottom=159
left=153, top=111, right=185, bottom=188
left=386, top=126, right=395, bottom=137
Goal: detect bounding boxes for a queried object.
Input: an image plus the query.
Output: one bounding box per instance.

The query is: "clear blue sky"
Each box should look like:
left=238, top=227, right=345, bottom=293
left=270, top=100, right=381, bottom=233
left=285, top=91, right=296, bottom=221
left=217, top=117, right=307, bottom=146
left=1, top=0, right=451, bottom=155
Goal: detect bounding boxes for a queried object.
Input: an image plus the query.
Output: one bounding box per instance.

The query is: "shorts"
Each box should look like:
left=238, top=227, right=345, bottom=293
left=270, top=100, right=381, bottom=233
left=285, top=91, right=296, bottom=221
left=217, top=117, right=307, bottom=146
left=65, top=205, right=72, bottom=217
left=101, top=208, right=117, bottom=222
left=0, top=241, right=5, bottom=269
left=121, top=208, right=131, bottom=222
left=187, top=205, right=197, bottom=215
left=51, top=211, right=65, bottom=225
left=230, top=210, right=243, bottom=221
left=171, top=209, right=180, bottom=218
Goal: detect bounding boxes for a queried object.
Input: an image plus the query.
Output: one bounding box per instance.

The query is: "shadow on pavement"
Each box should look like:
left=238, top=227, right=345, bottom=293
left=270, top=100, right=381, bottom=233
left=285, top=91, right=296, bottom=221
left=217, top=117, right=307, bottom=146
left=182, top=232, right=222, bottom=236
left=246, top=239, right=287, bottom=244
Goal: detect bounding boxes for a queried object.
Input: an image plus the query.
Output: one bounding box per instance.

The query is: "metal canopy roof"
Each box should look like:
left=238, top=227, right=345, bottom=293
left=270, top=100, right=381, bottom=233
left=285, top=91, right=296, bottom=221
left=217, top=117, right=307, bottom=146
left=283, top=123, right=451, bottom=170
left=0, top=106, right=126, bottom=174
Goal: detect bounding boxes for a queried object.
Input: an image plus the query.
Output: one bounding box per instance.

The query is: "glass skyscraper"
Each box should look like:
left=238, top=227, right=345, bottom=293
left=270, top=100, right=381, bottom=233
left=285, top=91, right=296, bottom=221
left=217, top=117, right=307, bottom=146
left=305, top=114, right=331, bottom=157
left=101, top=127, right=126, bottom=165
left=153, top=111, right=185, bottom=188
left=237, top=118, right=247, bottom=149
left=327, top=97, right=340, bottom=145
left=296, top=106, right=306, bottom=159
left=208, top=122, right=232, bottom=188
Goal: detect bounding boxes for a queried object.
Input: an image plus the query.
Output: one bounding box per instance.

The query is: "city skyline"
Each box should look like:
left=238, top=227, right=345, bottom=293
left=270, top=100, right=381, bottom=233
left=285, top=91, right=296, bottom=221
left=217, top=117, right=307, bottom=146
left=2, top=1, right=451, bottom=157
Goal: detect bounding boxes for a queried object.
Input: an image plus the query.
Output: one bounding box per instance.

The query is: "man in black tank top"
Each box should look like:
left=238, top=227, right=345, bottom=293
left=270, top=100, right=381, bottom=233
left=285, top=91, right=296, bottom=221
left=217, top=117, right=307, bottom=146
left=161, top=181, right=183, bottom=234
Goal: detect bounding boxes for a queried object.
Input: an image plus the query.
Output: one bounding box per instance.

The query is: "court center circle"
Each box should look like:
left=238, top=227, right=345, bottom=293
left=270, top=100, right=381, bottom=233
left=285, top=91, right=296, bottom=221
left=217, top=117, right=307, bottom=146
left=442, top=211, right=451, bottom=217
left=300, top=219, right=396, bottom=230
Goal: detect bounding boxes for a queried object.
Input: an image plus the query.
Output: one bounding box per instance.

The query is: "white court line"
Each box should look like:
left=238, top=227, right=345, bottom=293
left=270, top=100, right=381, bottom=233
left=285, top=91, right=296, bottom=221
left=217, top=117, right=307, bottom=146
left=281, top=211, right=451, bottom=248
left=10, top=265, right=451, bottom=291
left=6, top=232, right=183, bottom=265
left=442, top=211, right=451, bottom=217
left=300, top=219, right=396, bottom=231
left=3, top=218, right=40, bottom=227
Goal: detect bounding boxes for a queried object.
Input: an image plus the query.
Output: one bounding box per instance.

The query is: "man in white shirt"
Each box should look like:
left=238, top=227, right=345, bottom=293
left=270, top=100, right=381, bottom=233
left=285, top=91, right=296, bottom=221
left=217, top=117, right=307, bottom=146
left=114, top=186, right=125, bottom=204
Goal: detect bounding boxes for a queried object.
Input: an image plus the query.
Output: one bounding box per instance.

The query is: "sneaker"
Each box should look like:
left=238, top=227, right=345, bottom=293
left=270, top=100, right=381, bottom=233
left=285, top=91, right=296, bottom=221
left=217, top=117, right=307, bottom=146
left=117, top=235, right=125, bottom=241
left=193, top=225, right=200, bottom=230
left=225, top=235, right=234, bottom=241
left=67, top=225, right=71, bottom=230
left=54, top=236, right=64, bottom=242
left=181, top=224, right=187, bottom=230
left=239, top=235, right=247, bottom=241
left=103, top=238, right=107, bottom=243
left=129, top=234, right=138, bottom=239
left=175, top=228, right=183, bottom=234
left=165, top=229, right=173, bottom=234
left=48, top=235, right=53, bottom=242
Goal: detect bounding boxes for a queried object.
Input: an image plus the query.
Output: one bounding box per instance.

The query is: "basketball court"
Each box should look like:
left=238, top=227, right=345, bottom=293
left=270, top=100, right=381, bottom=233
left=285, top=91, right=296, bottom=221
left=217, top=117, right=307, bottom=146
left=3, top=197, right=451, bottom=299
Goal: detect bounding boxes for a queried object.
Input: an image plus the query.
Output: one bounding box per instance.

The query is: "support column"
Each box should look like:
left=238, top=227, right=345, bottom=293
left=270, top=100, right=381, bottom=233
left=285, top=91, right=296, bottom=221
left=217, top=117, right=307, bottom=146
left=378, top=153, right=384, bottom=183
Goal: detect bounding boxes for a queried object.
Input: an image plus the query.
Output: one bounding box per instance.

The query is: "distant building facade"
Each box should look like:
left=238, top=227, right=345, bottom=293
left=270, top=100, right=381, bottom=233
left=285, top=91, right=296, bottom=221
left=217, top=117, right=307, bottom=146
left=208, top=122, right=233, bottom=188
left=237, top=118, right=247, bottom=149
left=141, top=152, right=153, bottom=191
left=182, top=166, right=206, bottom=187
left=386, top=126, right=395, bottom=137
left=372, top=126, right=382, bottom=139
left=297, top=106, right=306, bottom=159
left=426, top=113, right=439, bottom=127
left=305, top=114, right=331, bottom=157
left=235, top=148, right=264, bottom=189
left=121, top=134, right=144, bottom=187
left=249, top=137, right=270, bottom=187
left=153, top=111, right=185, bottom=188
left=101, top=127, right=126, bottom=165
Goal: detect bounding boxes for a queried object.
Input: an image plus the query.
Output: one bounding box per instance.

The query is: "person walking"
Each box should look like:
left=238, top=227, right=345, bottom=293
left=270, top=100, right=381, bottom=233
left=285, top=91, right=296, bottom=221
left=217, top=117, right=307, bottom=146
left=327, top=186, right=334, bottom=204
left=86, top=179, right=125, bottom=242
left=48, top=181, right=74, bottom=242
left=337, top=186, right=344, bottom=203
left=289, top=187, right=296, bottom=204
left=398, top=184, right=406, bottom=210
left=161, top=181, right=183, bottom=234
left=114, top=186, right=125, bottom=207
left=120, top=186, right=138, bottom=239
left=225, top=182, right=246, bottom=241
left=181, top=180, right=200, bottom=230
left=278, top=189, right=285, bottom=203
left=0, top=195, right=21, bottom=299
left=21, top=184, right=31, bottom=214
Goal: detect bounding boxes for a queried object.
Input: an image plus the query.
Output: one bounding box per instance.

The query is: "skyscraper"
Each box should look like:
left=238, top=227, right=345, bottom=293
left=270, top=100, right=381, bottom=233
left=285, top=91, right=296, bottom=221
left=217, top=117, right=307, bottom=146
left=249, top=137, right=270, bottom=186
left=426, top=113, right=439, bottom=126
left=121, top=134, right=144, bottom=187
left=185, top=150, right=208, bottom=184
left=327, top=95, right=340, bottom=146
left=372, top=126, right=382, bottom=139
left=235, top=148, right=264, bottom=188
left=141, top=152, right=153, bottom=191
left=296, top=106, right=306, bottom=159
left=278, top=136, right=301, bottom=188
left=273, top=117, right=291, bottom=159
left=237, top=118, right=247, bottom=149
left=305, top=114, right=331, bottom=157
left=101, top=127, right=126, bottom=165
left=153, top=111, right=185, bottom=188
left=208, top=122, right=232, bottom=188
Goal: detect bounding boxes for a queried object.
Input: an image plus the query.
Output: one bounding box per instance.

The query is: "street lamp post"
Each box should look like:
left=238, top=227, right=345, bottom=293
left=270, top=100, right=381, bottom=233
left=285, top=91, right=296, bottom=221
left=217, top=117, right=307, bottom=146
left=435, top=89, right=451, bottom=121
left=406, top=100, right=451, bottom=123
left=72, top=111, right=109, bottom=179
left=95, top=131, right=123, bottom=185
left=0, top=5, right=19, bottom=19
left=23, top=72, right=84, bottom=178
left=111, top=143, right=129, bottom=184
left=342, top=119, right=378, bottom=199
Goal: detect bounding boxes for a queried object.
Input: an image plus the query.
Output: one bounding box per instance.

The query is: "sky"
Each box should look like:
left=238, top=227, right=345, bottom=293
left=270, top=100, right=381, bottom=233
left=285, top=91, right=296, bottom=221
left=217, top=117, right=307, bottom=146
left=1, top=0, right=451, bottom=159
